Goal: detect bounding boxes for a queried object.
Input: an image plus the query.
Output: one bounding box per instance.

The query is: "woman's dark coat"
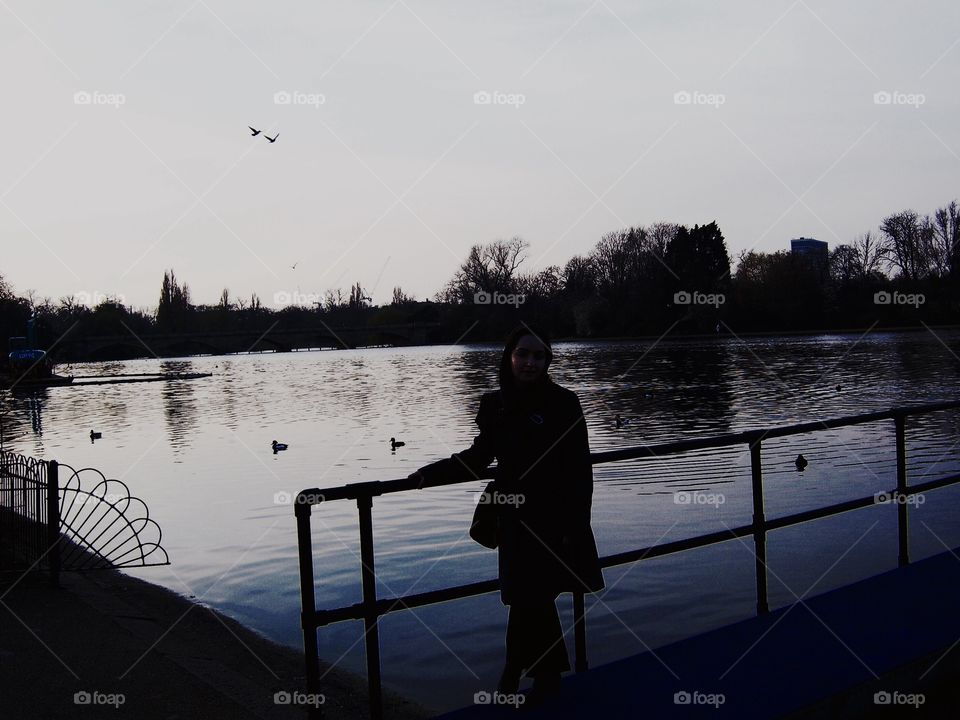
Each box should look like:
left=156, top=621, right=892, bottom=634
left=419, top=381, right=605, bottom=605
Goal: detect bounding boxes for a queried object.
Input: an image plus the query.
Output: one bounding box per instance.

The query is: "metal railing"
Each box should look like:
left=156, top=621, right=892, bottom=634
left=0, top=451, right=60, bottom=583
left=294, top=400, right=960, bottom=719
left=0, top=450, right=169, bottom=579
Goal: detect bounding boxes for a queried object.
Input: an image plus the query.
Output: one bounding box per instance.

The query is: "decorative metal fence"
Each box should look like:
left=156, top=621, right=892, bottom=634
left=293, top=400, right=960, bottom=720
left=0, top=449, right=169, bottom=582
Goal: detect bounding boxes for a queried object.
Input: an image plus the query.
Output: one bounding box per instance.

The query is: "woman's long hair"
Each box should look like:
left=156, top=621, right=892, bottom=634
left=498, top=324, right=553, bottom=404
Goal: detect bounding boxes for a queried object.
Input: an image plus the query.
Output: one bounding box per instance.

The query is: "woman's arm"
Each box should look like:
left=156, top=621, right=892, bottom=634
left=412, top=393, right=498, bottom=488
left=563, top=393, right=594, bottom=531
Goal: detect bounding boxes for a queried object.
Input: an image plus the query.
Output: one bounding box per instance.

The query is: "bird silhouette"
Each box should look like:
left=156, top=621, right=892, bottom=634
left=248, top=126, right=262, bottom=136
left=615, top=414, right=624, bottom=429
left=272, top=440, right=288, bottom=452
left=390, top=437, right=405, bottom=450
left=265, top=133, right=279, bottom=143
left=795, top=454, right=808, bottom=471
left=291, top=261, right=299, bottom=270
left=90, top=430, right=102, bottom=441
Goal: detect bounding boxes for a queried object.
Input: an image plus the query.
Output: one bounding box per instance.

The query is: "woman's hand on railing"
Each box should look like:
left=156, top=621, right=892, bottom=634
left=408, top=470, right=425, bottom=489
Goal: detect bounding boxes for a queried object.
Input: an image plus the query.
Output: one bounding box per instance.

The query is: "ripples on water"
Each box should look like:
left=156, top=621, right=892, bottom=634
left=4, top=331, right=960, bottom=712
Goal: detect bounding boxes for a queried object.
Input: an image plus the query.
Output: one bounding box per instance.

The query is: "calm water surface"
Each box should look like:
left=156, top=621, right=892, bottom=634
left=5, top=331, right=960, bottom=712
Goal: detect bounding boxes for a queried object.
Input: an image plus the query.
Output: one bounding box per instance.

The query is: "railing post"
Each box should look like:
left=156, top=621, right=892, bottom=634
left=895, top=415, right=909, bottom=567
left=47, top=460, right=60, bottom=587
left=572, top=592, right=587, bottom=672
left=295, top=501, right=323, bottom=719
left=750, top=437, right=769, bottom=615
left=357, top=495, right=383, bottom=720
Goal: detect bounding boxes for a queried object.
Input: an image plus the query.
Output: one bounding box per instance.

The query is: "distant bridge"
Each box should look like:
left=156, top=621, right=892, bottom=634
left=55, top=322, right=441, bottom=362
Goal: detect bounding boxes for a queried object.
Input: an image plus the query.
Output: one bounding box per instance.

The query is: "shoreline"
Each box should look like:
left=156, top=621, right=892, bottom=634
left=0, top=542, right=432, bottom=719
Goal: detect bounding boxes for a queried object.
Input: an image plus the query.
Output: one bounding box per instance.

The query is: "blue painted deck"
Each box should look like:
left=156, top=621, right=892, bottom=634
left=435, top=547, right=960, bottom=719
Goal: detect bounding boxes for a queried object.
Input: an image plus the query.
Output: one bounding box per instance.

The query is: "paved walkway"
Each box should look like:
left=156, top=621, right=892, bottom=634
left=437, top=548, right=960, bottom=719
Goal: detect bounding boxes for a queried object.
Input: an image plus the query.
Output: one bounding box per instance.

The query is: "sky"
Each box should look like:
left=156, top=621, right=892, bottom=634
left=1, top=0, right=957, bottom=310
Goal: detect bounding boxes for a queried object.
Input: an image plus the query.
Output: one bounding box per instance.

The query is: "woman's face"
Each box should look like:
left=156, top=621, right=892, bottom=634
left=510, top=334, right=548, bottom=384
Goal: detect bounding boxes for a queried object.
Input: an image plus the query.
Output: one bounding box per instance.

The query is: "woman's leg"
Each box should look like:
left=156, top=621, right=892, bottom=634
left=504, top=600, right=570, bottom=679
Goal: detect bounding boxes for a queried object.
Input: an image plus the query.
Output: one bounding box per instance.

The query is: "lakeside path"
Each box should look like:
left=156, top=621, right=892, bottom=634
left=0, top=552, right=431, bottom=719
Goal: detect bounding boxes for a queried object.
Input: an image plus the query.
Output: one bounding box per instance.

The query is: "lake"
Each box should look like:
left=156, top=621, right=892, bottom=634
left=4, top=329, right=960, bottom=713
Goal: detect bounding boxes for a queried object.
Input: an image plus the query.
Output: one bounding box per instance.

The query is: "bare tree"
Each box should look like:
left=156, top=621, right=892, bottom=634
left=852, top=231, right=885, bottom=279
left=880, top=210, right=928, bottom=281
left=323, top=288, right=346, bottom=311
left=391, top=286, right=413, bottom=305
left=829, top=244, right=862, bottom=285
left=929, top=201, right=960, bottom=279
left=441, top=237, right=530, bottom=302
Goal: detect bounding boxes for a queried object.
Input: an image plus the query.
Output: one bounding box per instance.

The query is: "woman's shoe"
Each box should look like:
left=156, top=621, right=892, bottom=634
left=526, top=672, right=561, bottom=707
left=496, top=663, right=523, bottom=695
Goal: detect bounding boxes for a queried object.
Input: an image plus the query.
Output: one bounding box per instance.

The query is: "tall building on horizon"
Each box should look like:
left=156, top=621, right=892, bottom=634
left=790, top=237, right=829, bottom=278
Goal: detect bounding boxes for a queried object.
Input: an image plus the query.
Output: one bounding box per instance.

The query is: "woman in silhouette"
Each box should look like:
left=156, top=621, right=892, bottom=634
left=411, top=325, right=604, bottom=701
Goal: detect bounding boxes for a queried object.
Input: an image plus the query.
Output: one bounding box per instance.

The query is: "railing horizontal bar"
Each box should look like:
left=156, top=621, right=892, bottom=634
left=905, top=472, right=960, bottom=495
left=310, top=579, right=502, bottom=628
left=599, top=524, right=755, bottom=568
left=764, top=494, right=879, bottom=531
left=297, top=401, right=960, bottom=505
left=305, top=471, right=960, bottom=629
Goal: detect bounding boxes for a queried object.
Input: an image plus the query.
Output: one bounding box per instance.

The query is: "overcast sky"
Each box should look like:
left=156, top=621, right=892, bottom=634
left=2, top=0, right=957, bottom=310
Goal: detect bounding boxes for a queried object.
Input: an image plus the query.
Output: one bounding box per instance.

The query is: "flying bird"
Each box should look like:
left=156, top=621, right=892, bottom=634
left=291, top=261, right=299, bottom=270
left=265, top=133, right=279, bottom=143
left=248, top=126, right=262, bottom=136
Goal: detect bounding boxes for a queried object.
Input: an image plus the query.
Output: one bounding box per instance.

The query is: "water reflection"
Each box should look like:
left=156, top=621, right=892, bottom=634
left=2, top=332, right=959, bottom=713
left=161, top=360, right=197, bottom=456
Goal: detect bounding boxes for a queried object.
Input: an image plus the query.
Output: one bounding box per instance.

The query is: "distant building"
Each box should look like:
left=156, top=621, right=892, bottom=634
left=790, top=237, right=828, bottom=264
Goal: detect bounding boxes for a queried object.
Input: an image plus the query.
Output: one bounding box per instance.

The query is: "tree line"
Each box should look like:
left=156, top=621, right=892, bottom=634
left=1, top=198, right=957, bottom=361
